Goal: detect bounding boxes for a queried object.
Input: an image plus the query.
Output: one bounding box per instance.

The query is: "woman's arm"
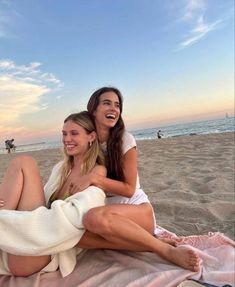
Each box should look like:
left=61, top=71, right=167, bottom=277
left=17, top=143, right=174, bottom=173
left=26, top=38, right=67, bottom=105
left=90, top=147, right=137, bottom=198
left=69, top=144, right=138, bottom=198
left=68, top=165, right=107, bottom=195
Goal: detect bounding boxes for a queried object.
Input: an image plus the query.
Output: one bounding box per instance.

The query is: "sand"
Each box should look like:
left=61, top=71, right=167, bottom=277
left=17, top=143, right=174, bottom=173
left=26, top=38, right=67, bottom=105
left=0, top=132, right=234, bottom=240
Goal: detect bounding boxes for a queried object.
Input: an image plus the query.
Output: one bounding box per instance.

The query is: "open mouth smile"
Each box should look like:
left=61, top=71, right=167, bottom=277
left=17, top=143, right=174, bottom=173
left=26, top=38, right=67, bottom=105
left=105, top=114, right=116, bottom=120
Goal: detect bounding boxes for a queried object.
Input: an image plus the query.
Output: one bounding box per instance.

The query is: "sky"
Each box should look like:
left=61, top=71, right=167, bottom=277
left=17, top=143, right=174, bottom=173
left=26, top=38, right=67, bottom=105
left=0, top=0, right=234, bottom=146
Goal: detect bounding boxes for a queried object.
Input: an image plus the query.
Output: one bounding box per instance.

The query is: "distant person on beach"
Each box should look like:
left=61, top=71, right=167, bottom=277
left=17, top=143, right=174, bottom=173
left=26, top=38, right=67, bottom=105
left=5, top=139, right=15, bottom=154
left=157, top=130, right=163, bottom=139
left=0, top=89, right=200, bottom=276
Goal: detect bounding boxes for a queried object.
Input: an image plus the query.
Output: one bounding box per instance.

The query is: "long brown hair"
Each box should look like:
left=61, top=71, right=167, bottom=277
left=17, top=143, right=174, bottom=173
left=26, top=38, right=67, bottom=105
left=87, top=87, right=125, bottom=181
left=57, top=111, right=105, bottom=192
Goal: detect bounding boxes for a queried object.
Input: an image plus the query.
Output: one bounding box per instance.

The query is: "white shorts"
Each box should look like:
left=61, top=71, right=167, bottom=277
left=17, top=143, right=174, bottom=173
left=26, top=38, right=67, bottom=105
left=105, top=189, right=157, bottom=232
left=105, top=188, right=150, bottom=205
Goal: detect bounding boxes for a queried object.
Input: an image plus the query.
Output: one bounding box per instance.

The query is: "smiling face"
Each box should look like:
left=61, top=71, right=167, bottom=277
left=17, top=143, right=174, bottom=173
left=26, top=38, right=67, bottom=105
left=62, top=120, right=95, bottom=157
left=93, top=91, right=121, bottom=130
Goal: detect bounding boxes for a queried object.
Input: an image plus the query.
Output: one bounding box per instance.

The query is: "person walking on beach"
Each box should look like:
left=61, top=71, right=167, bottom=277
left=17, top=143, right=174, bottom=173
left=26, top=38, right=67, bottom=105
left=5, top=139, right=15, bottom=154
left=0, top=111, right=106, bottom=277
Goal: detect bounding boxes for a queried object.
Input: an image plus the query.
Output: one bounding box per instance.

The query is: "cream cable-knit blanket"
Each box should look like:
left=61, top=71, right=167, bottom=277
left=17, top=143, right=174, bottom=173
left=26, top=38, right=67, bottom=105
left=0, top=162, right=106, bottom=277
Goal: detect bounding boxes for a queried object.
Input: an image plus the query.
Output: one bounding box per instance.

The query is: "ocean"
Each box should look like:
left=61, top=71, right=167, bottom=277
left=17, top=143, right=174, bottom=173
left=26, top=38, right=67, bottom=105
left=1, top=117, right=234, bottom=154
left=132, top=116, right=235, bottom=140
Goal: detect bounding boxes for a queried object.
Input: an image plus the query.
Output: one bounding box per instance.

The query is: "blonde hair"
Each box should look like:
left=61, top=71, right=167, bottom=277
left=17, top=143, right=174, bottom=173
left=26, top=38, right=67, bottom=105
left=56, top=111, right=104, bottom=193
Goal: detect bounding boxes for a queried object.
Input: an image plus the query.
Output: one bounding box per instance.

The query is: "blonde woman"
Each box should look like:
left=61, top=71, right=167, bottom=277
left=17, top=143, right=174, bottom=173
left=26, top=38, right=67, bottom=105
left=0, top=111, right=106, bottom=277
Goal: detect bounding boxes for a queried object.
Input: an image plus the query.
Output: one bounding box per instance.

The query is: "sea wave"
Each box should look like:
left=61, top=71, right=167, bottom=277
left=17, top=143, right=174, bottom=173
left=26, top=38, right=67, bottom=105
left=1, top=117, right=234, bottom=154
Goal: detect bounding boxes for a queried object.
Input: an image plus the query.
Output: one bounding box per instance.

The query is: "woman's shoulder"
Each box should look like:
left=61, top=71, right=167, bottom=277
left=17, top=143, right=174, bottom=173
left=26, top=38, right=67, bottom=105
left=52, top=161, right=64, bottom=172
left=122, top=131, right=136, bottom=154
left=45, top=161, right=64, bottom=183
left=123, top=130, right=134, bottom=140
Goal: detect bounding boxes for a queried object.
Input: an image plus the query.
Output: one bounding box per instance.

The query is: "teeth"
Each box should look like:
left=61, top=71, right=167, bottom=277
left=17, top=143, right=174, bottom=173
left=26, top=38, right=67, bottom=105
left=66, top=145, right=75, bottom=148
left=106, top=114, right=115, bottom=119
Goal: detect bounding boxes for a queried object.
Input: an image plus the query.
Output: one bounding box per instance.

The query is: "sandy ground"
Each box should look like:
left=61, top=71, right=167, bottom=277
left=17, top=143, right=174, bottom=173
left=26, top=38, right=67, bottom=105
left=0, top=132, right=234, bottom=239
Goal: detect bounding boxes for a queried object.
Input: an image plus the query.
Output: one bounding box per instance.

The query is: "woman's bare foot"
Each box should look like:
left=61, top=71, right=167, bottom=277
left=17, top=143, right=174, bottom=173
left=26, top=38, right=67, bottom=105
left=165, top=245, right=200, bottom=272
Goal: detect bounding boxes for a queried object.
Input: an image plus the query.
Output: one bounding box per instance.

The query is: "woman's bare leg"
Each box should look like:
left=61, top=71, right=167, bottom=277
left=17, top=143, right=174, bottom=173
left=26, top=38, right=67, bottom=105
left=79, top=203, right=154, bottom=250
left=0, top=155, right=45, bottom=210
left=79, top=203, right=176, bottom=248
left=0, top=155, right=51, bottom=276
left=78, top=204, right=200, bottom=272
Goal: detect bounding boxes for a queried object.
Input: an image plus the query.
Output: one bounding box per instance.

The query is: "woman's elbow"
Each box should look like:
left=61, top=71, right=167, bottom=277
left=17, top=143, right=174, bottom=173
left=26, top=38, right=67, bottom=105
left=125, top=186, right=135, bottom=198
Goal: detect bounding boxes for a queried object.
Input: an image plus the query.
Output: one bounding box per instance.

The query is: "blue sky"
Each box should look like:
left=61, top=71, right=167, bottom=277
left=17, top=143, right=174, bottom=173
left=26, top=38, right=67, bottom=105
left=0, top=0, right=234, bottom=145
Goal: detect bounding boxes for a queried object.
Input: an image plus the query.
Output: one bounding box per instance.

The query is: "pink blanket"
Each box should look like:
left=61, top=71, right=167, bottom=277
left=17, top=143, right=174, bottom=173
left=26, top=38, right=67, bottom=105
left=0, top=231, right=234, bottom=287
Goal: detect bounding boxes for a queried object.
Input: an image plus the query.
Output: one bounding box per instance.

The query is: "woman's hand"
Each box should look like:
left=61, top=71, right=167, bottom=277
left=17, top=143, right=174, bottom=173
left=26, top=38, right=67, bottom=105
left=68, top=174, right=92, bottom=195
left=68, top=165, right=107, bottom=196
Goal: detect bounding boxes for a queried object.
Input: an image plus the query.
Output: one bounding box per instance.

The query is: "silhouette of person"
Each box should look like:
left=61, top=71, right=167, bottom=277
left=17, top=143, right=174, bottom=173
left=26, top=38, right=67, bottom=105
left=5, top=139, right=15, bottom=154
left=157, top=130, right=163, bottom=139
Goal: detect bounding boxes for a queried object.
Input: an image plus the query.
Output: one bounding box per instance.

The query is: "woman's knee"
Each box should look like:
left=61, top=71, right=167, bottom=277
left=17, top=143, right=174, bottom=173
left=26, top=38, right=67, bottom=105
left=83, top=207, right=114, bottom=234
left=83, top=204, right=155, bottom=234
left=10, top=155, right=37, bottom=170
left=143, top=203, right=154, bottom=219
left=141, top=203, right=155, bottom=232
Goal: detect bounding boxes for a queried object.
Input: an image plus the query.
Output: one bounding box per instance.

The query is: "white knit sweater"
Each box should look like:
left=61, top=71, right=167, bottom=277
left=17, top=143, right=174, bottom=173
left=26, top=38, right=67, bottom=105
left=0, top=162, right=106, bottom=277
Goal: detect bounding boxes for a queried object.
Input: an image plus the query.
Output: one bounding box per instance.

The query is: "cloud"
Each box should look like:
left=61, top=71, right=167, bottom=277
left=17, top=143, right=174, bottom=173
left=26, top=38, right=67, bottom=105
left=56, top=95, right=64, bottom=99
left=182, top=0, right=205, bottom=20
left=178, top=0, right=223, bottom=49
left=40, top=73, right=63, bottom=87
left=0, top=59, right=63, bottom=125
left=0, top=124, right=27, bottom=138
left=180, top=15, right=222, bottom=48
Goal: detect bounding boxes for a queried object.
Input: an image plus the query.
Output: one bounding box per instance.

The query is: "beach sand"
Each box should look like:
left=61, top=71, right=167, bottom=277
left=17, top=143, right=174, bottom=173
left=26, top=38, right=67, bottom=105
left=0, top=132, right=234, bottom=239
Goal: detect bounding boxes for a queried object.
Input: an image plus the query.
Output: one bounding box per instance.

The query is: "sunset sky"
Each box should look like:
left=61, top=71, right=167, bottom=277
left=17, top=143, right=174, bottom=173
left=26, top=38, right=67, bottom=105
left=0, top=0, right=234, bottom=146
